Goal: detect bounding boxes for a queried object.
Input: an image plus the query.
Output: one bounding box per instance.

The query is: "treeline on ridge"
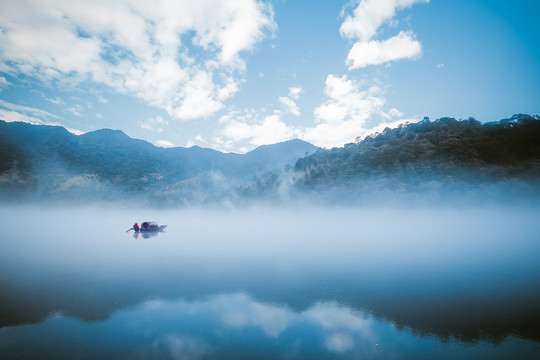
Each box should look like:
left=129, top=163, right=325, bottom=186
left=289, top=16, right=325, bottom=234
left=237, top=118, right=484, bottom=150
left=294, top=114, right=540, bottom=183
left=1, top=114, right=539, bottom=205
left=244, top=114, right=540, bottom=203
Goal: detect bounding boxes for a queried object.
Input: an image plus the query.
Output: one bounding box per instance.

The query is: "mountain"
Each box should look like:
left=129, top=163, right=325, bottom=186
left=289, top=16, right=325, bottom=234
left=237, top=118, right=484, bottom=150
left=2, top=115, right=539, bottom=205
left=0, top=120, right=318, bottom=204
left=247, top=114, right=540, bottom=203
left=294, top=114, right=540, bottom=181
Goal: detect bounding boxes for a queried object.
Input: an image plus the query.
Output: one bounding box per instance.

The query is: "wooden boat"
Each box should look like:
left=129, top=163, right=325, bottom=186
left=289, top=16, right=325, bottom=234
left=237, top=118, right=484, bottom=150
left=130, top=221, right=167, bottom=233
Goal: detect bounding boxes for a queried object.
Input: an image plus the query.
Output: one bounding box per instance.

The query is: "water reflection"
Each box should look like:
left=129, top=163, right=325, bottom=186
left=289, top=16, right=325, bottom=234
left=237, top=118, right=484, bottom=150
left=1, top=205, right=539, bottom=359
left=132, top=229, right=161, bottom=239
left=0, top=293, right=537, bottom=359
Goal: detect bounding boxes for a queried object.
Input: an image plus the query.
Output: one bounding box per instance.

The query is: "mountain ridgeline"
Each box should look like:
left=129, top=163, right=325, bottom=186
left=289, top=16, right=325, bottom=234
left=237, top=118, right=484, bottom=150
left=1, top=114, right=539, bottom=205
left=284, top=114, right=540, bottom=203
left=0, top=120, right=317, bottom=205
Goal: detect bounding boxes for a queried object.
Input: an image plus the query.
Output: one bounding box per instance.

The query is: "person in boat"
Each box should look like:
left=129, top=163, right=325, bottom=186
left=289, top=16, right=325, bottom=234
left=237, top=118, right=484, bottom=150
left=141, top=221, right=158, bottom=230
left=128, top=221, right=166, bottom=234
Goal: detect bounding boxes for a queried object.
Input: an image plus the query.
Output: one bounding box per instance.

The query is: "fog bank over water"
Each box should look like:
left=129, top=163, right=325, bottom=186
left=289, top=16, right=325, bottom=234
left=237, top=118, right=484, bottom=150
left=2, top=204, right=539, bottom=333
left=2, top=116, right=539, bottom=208
left=2, top=203, right=539, bottom=269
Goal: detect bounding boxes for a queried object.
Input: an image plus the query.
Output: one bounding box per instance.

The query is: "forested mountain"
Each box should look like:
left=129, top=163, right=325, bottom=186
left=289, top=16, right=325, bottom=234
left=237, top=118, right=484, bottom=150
left=295, top=114, right=540, bottom=182
left=0, top=120, right=317, bottom=204
left=1, top=114, right=539, bottom=205
left=246, top=114, right=540, bottom=203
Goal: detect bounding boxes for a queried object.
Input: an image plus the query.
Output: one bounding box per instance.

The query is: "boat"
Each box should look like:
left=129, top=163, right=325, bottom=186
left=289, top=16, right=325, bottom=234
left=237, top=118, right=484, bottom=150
left=128, top=221, right=167, bottom=233
left=138, top=221, right=167, bottom=232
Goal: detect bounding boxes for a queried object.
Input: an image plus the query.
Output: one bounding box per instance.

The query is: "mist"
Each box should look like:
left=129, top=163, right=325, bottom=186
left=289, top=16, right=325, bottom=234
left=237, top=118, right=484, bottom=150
left=1, top=204, right=539, bottom=339
left=3, top=115, right=540, bottom=208
left=2, top=117, right=540, bottom=358
left=3, top=202, right=538, bottom=271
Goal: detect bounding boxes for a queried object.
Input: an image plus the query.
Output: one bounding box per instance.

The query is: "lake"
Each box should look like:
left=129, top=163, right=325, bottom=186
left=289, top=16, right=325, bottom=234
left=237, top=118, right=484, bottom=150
left=1, top=204, right=539, bottom=359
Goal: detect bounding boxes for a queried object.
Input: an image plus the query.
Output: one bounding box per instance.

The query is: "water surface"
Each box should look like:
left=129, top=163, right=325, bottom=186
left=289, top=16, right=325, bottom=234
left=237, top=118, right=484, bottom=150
left=1, top=205, right=539, bottom=359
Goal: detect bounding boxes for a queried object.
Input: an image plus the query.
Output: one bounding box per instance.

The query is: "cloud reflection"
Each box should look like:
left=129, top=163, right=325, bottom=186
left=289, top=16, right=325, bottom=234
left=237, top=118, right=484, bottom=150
left=305, top=301, right=375, bottom=352
left=213, top=293, right=377, bottom=348
left=218, top=293, right=292, bottom=337
left=325, top=333, right=354, bottom=353
left=0, top=292, right=537, bottom=359
left=156, top=335, right=212, bottom=360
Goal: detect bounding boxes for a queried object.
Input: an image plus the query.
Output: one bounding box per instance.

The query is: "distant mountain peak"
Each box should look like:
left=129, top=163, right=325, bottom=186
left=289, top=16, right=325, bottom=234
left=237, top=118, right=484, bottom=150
left=248, top=138, right=318, bottom=154
left=79, top=128, right=128, bottom=139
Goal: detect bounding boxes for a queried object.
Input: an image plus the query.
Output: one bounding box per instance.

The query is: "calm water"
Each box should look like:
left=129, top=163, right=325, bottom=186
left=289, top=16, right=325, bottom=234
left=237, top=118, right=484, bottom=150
left=1, top=205, right=539, bottom=359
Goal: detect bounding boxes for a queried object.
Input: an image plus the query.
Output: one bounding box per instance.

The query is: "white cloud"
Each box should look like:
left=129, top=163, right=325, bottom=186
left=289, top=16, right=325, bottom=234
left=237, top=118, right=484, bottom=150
left=220, top=113, right=300, bottom=148
left=0, top=108, right=46, bottom=125
left=49, top=97, right=65, bottom=106
left=30, top=90, right=67, bottom=106
left=279, top=96, right=300, bottom=116
left=0, top=99, right=60, bottom=120
left=186, top=135, right=206, bottom=148
left=278, top=86, right=303, bottom=116
left=170, top=70, right=226, bottom=120
left=65, top=127, right=86, bottom=136
left=340, top=0, right=429, bottom=68
left=288, top=87, right=303, bottom=99
left=304, top=74, right=411, bottom=148
left=215, top=77, right=411, bottom=151
left=215, top=85, right=307, bottom=151
left=0, top=100, right=85, bottom=134
left=340, top=0, right=429, bottom=41
left=155, top=140, right=176, bottom=148
left=436, top=63, right=445, bottom=69
left=97, top=94, right=108, bottom=104
left=139, top=115, right=169, bottom=132
left=0, top=0, right=275, bottom=121
left=0, top=76, right=11, bottom=88
left=66, top=104, right=84, bottom=117
left=318, top=0, right=429, bottom=149
left=346, top=31, right=421, bottom=69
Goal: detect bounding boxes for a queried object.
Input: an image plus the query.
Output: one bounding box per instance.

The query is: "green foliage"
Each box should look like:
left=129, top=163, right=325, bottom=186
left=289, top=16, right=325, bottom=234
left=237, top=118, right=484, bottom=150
left=2, top=115, right=539, bottom=205
left=293, top=115, right=540, bottom=187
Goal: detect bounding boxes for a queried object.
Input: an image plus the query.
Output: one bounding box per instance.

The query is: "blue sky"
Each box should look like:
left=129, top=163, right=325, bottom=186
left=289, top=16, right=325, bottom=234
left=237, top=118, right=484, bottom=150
left=0, top=0, right=538, bottom=153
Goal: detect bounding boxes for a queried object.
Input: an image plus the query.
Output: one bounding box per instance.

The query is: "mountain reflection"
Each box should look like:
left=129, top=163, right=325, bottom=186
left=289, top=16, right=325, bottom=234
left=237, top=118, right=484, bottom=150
left=1, top=292, right=536, bottom=360
left=1, top=205, right=540, bottom=359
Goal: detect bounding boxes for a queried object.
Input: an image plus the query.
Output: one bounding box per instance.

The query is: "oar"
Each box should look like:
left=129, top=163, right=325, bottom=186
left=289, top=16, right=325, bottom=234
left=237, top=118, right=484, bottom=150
left=126, top=227, right=134, bottom=232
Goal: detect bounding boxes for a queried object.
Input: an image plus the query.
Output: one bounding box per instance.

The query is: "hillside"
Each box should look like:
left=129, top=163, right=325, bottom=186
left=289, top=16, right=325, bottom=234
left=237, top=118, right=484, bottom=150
left=0, top=120, right=318, bottom=204
left=295, top=114, right=540, bottom=180
left=1, top=115, right=539, bottom=205
left=284, top=114, right=540, bottom=202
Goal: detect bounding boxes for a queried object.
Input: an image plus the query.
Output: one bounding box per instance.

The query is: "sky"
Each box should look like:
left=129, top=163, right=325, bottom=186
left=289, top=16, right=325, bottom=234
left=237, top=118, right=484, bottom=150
left=0, top=0, right=539, bottom=153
